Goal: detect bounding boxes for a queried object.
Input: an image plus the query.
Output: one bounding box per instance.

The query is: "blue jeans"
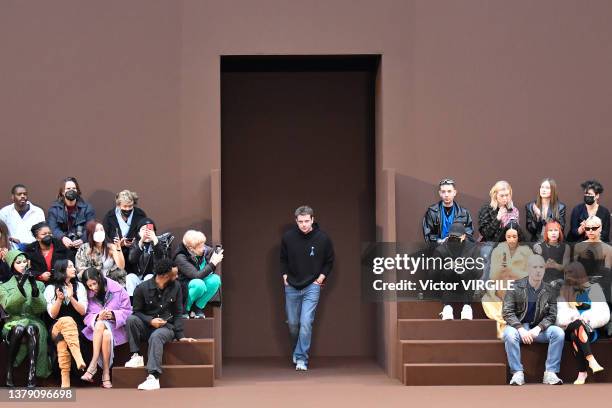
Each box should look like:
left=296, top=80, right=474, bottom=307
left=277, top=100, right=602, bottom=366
left=285, top=282, right=321, bottom=365
left=502, top=323, right=565, bottom=373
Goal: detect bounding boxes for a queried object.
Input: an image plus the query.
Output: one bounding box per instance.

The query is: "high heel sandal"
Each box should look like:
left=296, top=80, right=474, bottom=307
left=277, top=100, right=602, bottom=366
left=101, top=374, right=112, bottom=389
left=80, top=367, right=97, bottom=383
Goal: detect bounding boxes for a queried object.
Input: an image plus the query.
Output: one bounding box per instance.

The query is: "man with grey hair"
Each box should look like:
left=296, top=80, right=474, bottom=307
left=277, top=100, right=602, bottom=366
left=502, top=254, right=565, bottom=385
left=280, top=205, right=334, bottom=371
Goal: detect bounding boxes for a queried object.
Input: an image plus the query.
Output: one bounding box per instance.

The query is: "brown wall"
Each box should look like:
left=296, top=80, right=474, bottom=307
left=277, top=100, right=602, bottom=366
left=3, top=0, right=612, bottom=369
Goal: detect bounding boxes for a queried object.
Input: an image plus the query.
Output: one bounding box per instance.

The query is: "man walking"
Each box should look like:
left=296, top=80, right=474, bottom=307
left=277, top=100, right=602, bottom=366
left=280, top=206, right=334, bottom=371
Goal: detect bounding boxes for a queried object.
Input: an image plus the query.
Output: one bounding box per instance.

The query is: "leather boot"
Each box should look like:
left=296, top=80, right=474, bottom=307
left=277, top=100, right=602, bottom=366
left=26, top=325, right=39, bottom=388
left=5, top=325, right=26, bottom=387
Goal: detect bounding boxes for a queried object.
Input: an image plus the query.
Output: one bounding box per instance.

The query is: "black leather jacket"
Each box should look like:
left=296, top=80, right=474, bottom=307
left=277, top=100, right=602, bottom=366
left=422, top=201, right=474, bottom=243
left=524, top=201, right=566, bottom=242
left=502, top=277, right=558, bottom=331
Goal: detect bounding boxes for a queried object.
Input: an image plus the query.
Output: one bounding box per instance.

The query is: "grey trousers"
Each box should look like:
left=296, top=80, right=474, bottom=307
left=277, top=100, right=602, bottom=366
left=126, top=315, right=174, bottom=376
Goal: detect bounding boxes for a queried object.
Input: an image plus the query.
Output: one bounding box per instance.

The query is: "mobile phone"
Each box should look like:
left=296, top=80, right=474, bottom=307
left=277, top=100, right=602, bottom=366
left=146, top=224, right=154, bottom=231
left=215, top=244, right=223, bottom=254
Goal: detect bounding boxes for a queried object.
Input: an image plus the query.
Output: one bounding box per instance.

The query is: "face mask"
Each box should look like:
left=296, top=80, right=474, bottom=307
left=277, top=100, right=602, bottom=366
left=64, top=190, right=79, bottom=201
left=93, top=231, right=106, bottom=243
left=121, top=209, right=133, bottom=218
left=41, top=235, right=53, bottom=246
left=584, top=195, right=596, bottom=205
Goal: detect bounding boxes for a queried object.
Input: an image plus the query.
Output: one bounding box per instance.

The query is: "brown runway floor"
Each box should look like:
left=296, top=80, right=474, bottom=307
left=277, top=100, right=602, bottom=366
left=3, top=357, right=611, bottom=408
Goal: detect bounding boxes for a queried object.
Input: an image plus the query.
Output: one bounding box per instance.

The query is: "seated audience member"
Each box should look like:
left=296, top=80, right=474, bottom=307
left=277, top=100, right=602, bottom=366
left=0, top=184, right=45, bottom=249
left=102, top=190, right=147, bottom=276
left=124, top=259, right=195, bottom=391
left=422, top=178, right=474, bottom=243
left=174, top=230, right=223, bottom=318
left=482, top=222, right=532, bottom=337
left=525, top=178, right=567, bottom=242
left=478, top=180, right=519, bottom=243
left=24, top=222, right=69, bottom=283
left=573, top=215, right=612, bottom=303
left=81, top=268, right=132, bottom=388
left=44, top=259, right=87, bottom=388
left=126, top=218, right=164, bottom=297
left=568, top=180, right=610, bottom=242
left=47, top=177, right=96, bottom=260
left=431, top=222, right=482, bottom=320
left=76, top=220, right=126, bottom=286
left=0, top=250, right=51, bottom=387
left=502, top=254, right=564, bottom=386
left=556, top=262, right=609, bottom=385
left=0, top=221, right=11, bottom=283
left=533, top=221, right=570, bottom=282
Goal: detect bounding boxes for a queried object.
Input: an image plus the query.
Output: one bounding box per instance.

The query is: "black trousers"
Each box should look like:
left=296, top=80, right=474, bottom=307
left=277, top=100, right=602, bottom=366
left=126, top=315, right=174, bottom=376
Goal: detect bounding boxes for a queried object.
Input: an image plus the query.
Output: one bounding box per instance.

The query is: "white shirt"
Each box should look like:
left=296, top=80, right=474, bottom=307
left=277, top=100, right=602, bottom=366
left=44, top=282, right=88, bottom=317
left=0, top=202, right=46, bottom=248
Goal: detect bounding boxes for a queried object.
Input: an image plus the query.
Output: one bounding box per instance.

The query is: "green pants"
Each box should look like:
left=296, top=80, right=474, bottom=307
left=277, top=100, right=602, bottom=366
left=186, top=274, right=221, bottom=311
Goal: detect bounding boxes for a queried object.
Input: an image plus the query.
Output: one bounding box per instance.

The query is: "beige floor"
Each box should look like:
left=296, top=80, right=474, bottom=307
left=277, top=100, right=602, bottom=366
left=5, top=357, right=611, bottom=408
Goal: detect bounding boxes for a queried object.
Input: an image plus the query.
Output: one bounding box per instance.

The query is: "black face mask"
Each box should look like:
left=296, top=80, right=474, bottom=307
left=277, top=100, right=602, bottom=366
left=121, top=209, right=133, bottom=218
left=584, top=195, right=596, bottom=206
left=41, top=236, right=53, bottom=246
left=64, top=190, right=79, bottom=201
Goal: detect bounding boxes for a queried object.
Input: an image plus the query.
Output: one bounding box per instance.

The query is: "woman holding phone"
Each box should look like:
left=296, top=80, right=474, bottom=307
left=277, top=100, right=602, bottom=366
left=75, top=220, right=126, bottom=286
left=80, top=268, right=132, bottom=388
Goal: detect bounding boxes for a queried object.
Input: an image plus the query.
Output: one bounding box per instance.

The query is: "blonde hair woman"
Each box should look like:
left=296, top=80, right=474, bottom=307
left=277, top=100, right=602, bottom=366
left=478, top=180, right=519, bottom=242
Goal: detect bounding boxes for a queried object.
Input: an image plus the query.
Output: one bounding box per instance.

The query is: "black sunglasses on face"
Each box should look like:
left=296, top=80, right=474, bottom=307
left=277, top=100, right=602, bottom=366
left=585, top=226, right=601, bottom=231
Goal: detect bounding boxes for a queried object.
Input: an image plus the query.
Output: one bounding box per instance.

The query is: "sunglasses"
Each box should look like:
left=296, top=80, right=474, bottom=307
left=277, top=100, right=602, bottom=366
left=439, top=178, right=455, bottom=186
left=585, top=226, right=601, bottom=232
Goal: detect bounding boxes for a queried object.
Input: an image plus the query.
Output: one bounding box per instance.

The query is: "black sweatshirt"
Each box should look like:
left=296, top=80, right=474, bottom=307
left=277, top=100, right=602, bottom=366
left=280, top=223, right=334, bottom=289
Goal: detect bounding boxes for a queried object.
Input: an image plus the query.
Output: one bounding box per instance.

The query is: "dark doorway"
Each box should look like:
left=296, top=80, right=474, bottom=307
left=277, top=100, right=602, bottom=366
left=221, top=55, right=378, bottom=359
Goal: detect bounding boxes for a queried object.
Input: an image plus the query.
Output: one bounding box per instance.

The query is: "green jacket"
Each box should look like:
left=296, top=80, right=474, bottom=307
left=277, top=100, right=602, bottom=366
left=0, top=275, right=51, bottom=378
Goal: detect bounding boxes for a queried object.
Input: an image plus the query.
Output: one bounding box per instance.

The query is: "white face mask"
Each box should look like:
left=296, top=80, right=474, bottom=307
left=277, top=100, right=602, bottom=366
left=93, top=231, right=106, bottom=243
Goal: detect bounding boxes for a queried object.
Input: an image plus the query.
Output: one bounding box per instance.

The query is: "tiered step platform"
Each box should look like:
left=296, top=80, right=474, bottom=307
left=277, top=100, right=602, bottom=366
left=398, top=301, right=612, bottom=385
left=0, top=312, right=216, bottom=388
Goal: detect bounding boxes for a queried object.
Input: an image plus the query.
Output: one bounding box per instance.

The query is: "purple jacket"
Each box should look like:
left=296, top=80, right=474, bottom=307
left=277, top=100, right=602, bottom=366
left=82, top=277, right=132, bottom=346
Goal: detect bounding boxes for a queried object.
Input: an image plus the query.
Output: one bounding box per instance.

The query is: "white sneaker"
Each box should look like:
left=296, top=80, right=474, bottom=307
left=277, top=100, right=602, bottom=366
left=295, top=361, right=308, bottom=371
left=125, top=353, right=144, bottom=368
left=509, top=371, right=525, bottom=386
left=460, top=304, right=473, bottom=320
left=440, top=305, right=454, bottom=320
left=543, top=371, right=563, bottom=385
left=137, top=374, right=160, bottom=390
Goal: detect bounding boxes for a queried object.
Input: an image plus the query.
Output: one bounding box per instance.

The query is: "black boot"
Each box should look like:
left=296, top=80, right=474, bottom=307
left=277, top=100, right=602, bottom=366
left=5, top=325, right=26, bottom=387
left=25, top=325, right=39, bottom=388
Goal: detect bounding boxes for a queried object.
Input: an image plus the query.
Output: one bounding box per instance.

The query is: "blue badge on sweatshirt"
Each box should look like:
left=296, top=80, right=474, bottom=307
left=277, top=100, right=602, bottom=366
left=309, top=246, right=315, bottom=256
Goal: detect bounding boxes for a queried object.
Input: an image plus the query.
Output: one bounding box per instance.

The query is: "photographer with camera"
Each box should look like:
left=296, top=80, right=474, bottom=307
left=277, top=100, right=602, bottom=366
left=24, top=222, right=69, bottom=283
left=47, top=177, right=96, bottom=261
left=126, top=218, right=165, bottom=298
left=174, top=230, right=223, bottom=319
